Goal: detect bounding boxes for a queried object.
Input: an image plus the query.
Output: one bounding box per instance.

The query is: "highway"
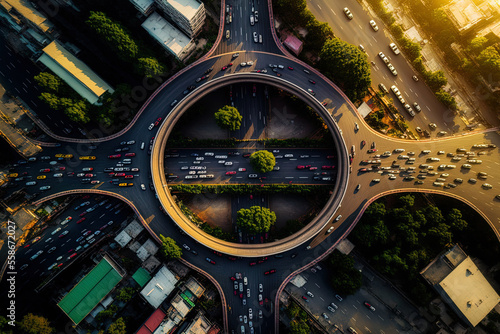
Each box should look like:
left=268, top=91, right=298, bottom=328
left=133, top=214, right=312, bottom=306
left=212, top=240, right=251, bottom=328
left=1, top=0, right=499, bottom=332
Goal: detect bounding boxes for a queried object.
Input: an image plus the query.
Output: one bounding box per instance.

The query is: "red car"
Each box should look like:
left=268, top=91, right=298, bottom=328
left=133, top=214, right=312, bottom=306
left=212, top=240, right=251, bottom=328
left=227, top=62, right=233, bottom=67
left=83, top=231, right=92, bottom=236
left=288, top=66, right=294, bottom=70
left=368, top=149, right=377, bottom=153
left=125, top=153, right=135, bottom=157
left=76, top=218, right=86, bottom=224
left=115, top=173, right=126, bottom=177
left=221, top=66, right=228, bottom=71
left=79, top=212, right=87, bottom=217
left=322, top=166, right=333, bottom=169
left=230, top=276, right=236, bottom=281
left=302, top=296, right=308, bottom=300
left=270, top=269, right=276, bottom=274
left=243, top=154, right=251, bottom=158
left=40, top=168, right=51, bottom=173
left=68, top=253, right=77, bottom=259
left=108, top=154, right=121, bottom=159
left=228, top=256, right=237, bottom=261
left=124, top=175, right=133, bottom=179
left=309, top=167, right=317, bottom=170
left=252, top=84, right=256, bottom=94
left=327, top=155, right=335, bottom=159
left=249, top=262, right=257, bottom=266
left=68, top=248, right=74, bottom=253
left=85, top=174, right=94, bottom=177
left=57, top=263, right=63, bottom=268
left=100, top=225, right=108, bottom=231
left=58, top=167, right=66, bottom=171
left=157, top=117, right=162, bottom=123
left=213, top=251, right=223, bottom=257
left=226, top=171, right=236, bottom=175
left=258, top=260, right=264, bottom=264
left=297, top=165, right=305, bottom=169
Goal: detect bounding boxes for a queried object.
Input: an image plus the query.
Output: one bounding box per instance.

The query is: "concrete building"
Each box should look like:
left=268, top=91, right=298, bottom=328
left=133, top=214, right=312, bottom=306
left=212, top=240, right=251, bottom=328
left=129, top=0, right=156, bottom=16
left=0, top=0, right=55, bottom=41
left=140, top=265, right=178, bottom=308
left=155, top=0, right=205, bottom=38
left=421, top=245, right=500, bottom=327
left=37, top=41, right=115, bottom=105
left=142, top=12, right=195, bottom=61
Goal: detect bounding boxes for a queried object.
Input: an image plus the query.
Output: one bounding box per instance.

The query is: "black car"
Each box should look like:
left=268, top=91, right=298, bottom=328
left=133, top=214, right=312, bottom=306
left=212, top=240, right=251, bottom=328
left=205, top=67, right=213, bottom=74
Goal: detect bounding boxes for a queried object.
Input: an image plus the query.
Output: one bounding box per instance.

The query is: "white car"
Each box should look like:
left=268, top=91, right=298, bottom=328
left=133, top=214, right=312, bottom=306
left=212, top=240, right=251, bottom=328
left=343, top=7, right=353, bottom=19
left=369, top=20, right=378, bottom=31
left=253, top=32, right=258, bottom=43
left=259, top=284, right=263, bottom=293
left=378, top=52, right=389, bottom=63
left=413, top=102, right=421, bottom=112
left=141, top=184, right=146, bottom=190
left=53, top=173, right=63, bottom=178
left=389, top=42, right=400, bottom=54
left=148, top=123, right=154, bottom=130
left=387, top=63, right=398, bottom=75
left=391, top=85, right=401, bottom=96
left=40, top=186, right=51, bottom=191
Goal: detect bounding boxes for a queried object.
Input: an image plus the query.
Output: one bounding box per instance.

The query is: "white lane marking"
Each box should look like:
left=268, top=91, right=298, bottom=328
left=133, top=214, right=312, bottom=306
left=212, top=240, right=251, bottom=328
left=358, top=24, right=362, bottom=29
left=405, top=92, right=409, bottom=97
left=352, top=305, right=357, bottom=309
left=330, top=8, right=336, bottom=15
left=23, top=88, right=27, bottom=93
left=415, top=92, right=418, bottom=97
left=285, top=177, right=294, bottom=179
left=379, top=315, right=384, bottom=320
left=315, top=283, right=320, bottom=288
left=317, top=4, right=321, bottom=9
left=31, top=100, right=38, bottom=106
left=299, top=176, right=308, bottom=179
left=372, top=36, right=377, bottom=42
left=320, top=296, right=324, bottom=301
left=426, top=105, right=431, bottom=111
left=0, top=71, right=4, bottom=76
left=366, top=315, right=371, bottom=319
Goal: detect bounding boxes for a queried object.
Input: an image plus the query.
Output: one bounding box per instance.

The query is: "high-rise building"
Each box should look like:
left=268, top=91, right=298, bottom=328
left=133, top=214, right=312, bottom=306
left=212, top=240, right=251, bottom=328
left=155, top=0, right=205, bottom=38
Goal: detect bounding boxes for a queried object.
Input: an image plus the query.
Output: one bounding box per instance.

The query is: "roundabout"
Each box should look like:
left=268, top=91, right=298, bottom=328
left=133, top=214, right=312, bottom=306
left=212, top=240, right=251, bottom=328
left=151, top=73, right=350, bottom=257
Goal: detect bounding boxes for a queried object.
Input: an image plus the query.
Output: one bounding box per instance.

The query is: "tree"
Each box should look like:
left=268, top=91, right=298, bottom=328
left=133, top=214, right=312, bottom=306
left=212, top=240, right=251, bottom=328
left=136, top=57, right=165, bottom=78
left=398, top=194, right=415, bottom=208
left=426, top=70, right=447, bottom=92
left=34, top=72, right=62, bottom=93
left=96, top=305, right=118, bottom=322
left=306, top=20, right=334, bottom=51
left=468, top=36, right=487, bottom=54
left=214, top=105, right=242, bottom=131
left=107, top=317, right=126, bottom=334
left=434, top=89, right=457, bottom=111
left=319, top=38, right=371, bottom=101
left=287, top=302, right=301, bottom=319
left=401, top=38, right=422, bottom=61
left=289, top=320, right=310, bottom=334
left=236, top=206, right=276, bottom=234
left=159, top=235, right=182, bottom=260
left=39, top=93, right=60, bottom=110
left=18, top=314, right=54, bottom=334
left=328, top=251, right=362, bottom=295
left=446, top=208, right=467, bottom=231
left=62, top=99, right=90, bottom=123
left=0, top=316, right=13, bottom=334
left=116, top=287, right=135, bottom=302
left=250, top=150, right=276, bottom=173
left=477, top=46, right=500, bottom=81
left=86, top=11, right=138, bottom=61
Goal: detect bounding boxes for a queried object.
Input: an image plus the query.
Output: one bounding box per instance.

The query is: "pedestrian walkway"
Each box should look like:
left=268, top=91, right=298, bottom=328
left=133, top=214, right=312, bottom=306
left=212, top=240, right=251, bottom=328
left=0, top=87, right=41, bottom=158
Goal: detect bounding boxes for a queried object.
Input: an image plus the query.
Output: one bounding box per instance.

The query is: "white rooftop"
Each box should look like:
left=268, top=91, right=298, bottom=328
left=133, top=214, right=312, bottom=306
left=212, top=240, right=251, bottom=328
left=142, top=12, right=191, bottom=57
left=114, top=230, right=132, bottom=247
left=123, top=219, right=144, bottom=238
left=438, top=257, right=500, bottom=327
left=130, top=0, right=155, bottom=13
left=37, top=41, right=114, bottom=104
left=157, top=0, right=202, bottom=20
left=140, top=265, right=178, bottom=308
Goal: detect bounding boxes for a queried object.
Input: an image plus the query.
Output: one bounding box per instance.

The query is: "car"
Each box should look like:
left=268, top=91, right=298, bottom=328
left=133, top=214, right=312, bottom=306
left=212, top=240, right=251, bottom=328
left=76, top=218, right=86, bottom=224
left=253, top=31, right=258, bottom=43
left=462, top=164, right=472, bottom=169
left=343, top=7, right=353, bottom=19
left=413, top=102, right=421, bottom=112
left=364, top=301, right=376, bottom=311
left=389, top=42, right=400, bottom=55
left=322, top=313, right=329, bottom=319
left=348, top=327, right=358, bottom=334
left=307, top=89, right=315, bottom=96
left=59, top=231, right=69, bottom=238
left=355, top=184, right=361, bottom=190
left=387, top=63, right=398, bottom=75
left=40, top=186, right=51, bottom=191
left=482, top=183, right=493, bottom=189
left=369, top=20, right=379, bottom=31
left=205, top=257, right=215, bottom=264
left=48, top=246, right=56, bottom=253
left=378, top=52, right=389, bottom=63
left=438, top=131, right=447, bottom=136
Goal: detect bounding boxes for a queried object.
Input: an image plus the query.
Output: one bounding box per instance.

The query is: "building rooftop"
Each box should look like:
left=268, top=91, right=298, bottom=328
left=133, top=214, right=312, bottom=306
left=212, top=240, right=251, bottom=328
left=130, top=0, right=155, bottom=13
left=37, top=41, right=114, bottom=104
left=135, top=308, right=166, bottom=334
left=445, top=0, right=484, bottom=31
left=157, top=0, right=202, bottom=20
left=0, top=0, right=53, bottom=32
left=140, top=265, right=178, bottom=308
left=123, top=219, right=144, bottom=238
left=132, top=267, right=152, bottom=287
left=142, top=12, right=191, bottom=57
left=438, top=257, right=500, bottom=327
left=184, top=277, right=205, bottom=298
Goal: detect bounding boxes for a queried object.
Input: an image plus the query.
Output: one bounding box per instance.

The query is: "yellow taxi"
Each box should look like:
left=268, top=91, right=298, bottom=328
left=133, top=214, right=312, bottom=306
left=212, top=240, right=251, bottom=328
left=119, top=183, right=128, bottom=187
left=64, top=154, right=73, bottom=158
left=79, top=156, right=96, bottom=160
left=8, top=173, right=18, bottom=178
left=37, top=175, right=46, bottom=180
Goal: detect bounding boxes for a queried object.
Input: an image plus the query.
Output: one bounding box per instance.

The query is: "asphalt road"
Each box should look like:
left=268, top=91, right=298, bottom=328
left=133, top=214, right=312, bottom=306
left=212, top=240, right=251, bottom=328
left=307, top=0, right=462, bottom=136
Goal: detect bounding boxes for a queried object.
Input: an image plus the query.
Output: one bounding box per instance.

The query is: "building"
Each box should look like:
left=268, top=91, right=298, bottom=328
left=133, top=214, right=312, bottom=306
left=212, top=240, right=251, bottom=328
left=37, top=41, right=115, bottom=105
left=0, top=0, right=55, bottom=42
left=155, top=0, right=205, bottom=38
left=443, top=0, right=500, bottom=35
left=140, top=265, right=178, bottom=308
left=57, top=255, right=125, bottom=325
left=283, top=34, right=303, bottom=56
left=129, top=0, right=156, bottom=16
left=142, top=12, right=195, bottom=61
left=420, top=245, right=500, bottom=327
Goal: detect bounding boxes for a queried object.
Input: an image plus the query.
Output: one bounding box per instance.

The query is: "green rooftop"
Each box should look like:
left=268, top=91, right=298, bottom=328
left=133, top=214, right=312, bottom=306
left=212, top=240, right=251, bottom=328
left=132, top=267, right=152, bottom=287
left=58, top=258, right=123, bottom=324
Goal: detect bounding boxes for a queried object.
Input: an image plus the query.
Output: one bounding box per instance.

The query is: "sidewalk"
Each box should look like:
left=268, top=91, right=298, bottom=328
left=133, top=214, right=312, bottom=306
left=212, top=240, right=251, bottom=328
left=359, top=0, right=498, bottom=129
left=0, top=86, right=41, bottom=158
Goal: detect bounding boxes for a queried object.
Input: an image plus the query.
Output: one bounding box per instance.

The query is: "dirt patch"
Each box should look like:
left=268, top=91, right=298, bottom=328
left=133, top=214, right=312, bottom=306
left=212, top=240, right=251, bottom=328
left=185, top=194, right=233, bottom=232
left=266, top=93, right=320, bottom=139
left=176, top=92, right=229, bottom=139
left=269, top=194, right=313, bottom=230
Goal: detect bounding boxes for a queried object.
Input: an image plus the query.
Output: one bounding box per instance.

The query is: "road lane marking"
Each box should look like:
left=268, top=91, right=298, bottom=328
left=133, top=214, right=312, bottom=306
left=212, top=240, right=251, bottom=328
left=372, top=36, right=377, bottom=42
left=0, top=71, right=4, bottom=76
left=315, top=283, right=320, bottom=288
left=330, top=8, right=336, bottom=15
left=358, top=24, right=362, bottom=29
left=352, top=305, right=357, bottom=309
left=317, top=4, right=321, bottom=9
left=426, top=105, right=431, bottom=111
left=366, top=315, right=371, bottom=319
left=379, top=315, right=384, bottom=320
left=320, top=297, right=324, bottom=301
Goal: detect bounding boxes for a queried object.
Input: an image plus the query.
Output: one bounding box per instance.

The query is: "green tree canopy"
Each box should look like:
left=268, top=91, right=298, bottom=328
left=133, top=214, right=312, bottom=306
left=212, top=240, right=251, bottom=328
left=214, top=105, right=242, bottom=131
left=34, top=72, right=62, bottom=93
left=107, top=317, right=126, bottom=334
left=426, top=70, right=448, bottom=92
left=446, top=208, right=467, bottom=231
left=306, top=20, right=334, bottom=51
left=249, top=150, right=276, bottom=173
left=116, top=287, right=135, bottom=302
left=159, top=235, right=182, bottom=260
left=136, top=57, right=165, bottom=78
left=289, top=320, right=310, bottom=334
left=468, top=36, right=487, bottom=54
left=86, top=11, right=138, bottom=61
left=39, top=92, right=60, bottom=110
left=434, top=89, right=457, bottom=111
left=236, top=206, right=276, bottom=234
left=477, top=46, right=500, bottom=81
left=18, top=314, right=54, bottom=334
left=328, top=250, right=362, bottom=295
left=62, top=99, right=90, bottom=123
left=319, top=38, right=371, bottom=101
